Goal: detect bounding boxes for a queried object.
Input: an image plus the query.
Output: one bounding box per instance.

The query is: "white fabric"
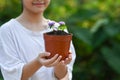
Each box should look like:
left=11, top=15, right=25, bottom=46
left=0, top=19, right=76, bottom=80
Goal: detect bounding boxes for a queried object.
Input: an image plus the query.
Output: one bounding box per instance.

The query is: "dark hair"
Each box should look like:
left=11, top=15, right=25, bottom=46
left=21, top=0, right=23, bottom=11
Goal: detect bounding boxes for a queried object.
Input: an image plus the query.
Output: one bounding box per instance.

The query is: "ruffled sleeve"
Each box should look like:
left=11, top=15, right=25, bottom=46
left=0, top=24, right=25, bottom=80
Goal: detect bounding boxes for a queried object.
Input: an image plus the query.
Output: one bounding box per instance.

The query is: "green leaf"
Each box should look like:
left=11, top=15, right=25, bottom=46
left=68, top=25, right=92, bottom=45
left=104, top=22, right=120, bottom=37
left=101, top=44, right=120, bottom=74
left=90, top=19, right=109, bottom=33
left=91, top=26, right=108, bottom=49
left=58, top=25, right=67, bottom=31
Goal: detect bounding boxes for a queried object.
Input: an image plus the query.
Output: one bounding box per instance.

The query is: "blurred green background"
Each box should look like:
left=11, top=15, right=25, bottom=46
left=0, top=0, right=120, bottom=80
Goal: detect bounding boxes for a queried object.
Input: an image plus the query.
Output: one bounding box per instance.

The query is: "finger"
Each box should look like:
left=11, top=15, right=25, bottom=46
left=46, top=55, right=62, bottom=67
left=37, top=52, right=50, bottom=63
left=68, top=52, right=72, bottom=59
left=64, top=54, right=72, bottom=64
left=68, top=51, right=72, bottom=54
left=64, top=58, right=70, bottom=64
left=59, top=60, right=65, bottom=66
left=39, top=52, right=51, bottom=58
left=43, top=54, right=59, bottom=66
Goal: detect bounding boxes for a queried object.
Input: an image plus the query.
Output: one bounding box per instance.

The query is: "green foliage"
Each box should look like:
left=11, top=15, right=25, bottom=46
left=58, top=25, right=67, bottom=31
left=67, top=0, right=120, bottom=80
left=101, top=44, right=120, bottom=74
left=45, top=0, right=77, bottom=20
left=0, top=0, right=21, bottom=25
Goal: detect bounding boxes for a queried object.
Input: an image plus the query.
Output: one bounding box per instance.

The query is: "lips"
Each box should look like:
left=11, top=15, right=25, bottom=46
left=32, top=2, right=45, bottom=6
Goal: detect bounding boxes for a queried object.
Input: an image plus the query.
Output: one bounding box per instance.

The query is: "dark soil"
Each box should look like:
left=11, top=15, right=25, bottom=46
left=46, top=30, right=70, bottom=35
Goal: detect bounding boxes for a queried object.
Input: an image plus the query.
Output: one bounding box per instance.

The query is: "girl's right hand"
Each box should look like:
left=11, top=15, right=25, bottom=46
left=37, top=52, right=62, bottom=67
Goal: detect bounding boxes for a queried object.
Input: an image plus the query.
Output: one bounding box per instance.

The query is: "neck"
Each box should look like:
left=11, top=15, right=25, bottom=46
left=16, top=10, right=49, bottom=32
left=18, top=10, right=45, bottom=23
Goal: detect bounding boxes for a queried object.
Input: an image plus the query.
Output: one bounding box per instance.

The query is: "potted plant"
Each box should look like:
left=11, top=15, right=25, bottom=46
left=43, top=21, right=72, bottom=60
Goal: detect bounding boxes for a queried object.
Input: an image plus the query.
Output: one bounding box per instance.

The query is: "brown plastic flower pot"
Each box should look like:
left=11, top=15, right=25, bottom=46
left=43, top=33, right=72, bottom=60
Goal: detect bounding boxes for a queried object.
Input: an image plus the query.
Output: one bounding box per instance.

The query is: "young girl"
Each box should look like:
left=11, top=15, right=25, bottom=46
left=0, top=0, right=76, bottom=80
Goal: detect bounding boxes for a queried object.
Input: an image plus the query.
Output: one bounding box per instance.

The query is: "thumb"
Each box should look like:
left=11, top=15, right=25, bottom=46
left=40, top=52, right=51, bottom=58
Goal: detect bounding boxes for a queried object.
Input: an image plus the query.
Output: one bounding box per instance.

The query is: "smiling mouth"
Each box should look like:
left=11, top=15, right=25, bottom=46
left=32, top=2, right=45, bottom=6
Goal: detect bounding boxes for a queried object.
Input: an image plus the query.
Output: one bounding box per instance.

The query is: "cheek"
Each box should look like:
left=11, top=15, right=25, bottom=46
left=46, top=0, right=51, bottom=7
left=22, top=0, right=32, bottom=7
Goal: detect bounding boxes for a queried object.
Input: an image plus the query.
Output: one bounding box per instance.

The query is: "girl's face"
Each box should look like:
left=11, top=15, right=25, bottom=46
left=22, top=0, right=50, bottom=14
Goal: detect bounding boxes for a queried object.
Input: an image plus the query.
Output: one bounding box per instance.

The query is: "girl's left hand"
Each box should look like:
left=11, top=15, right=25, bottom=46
left=64, top=52, right=72, bottom=65
left=54, top=52, right=72, bottom=79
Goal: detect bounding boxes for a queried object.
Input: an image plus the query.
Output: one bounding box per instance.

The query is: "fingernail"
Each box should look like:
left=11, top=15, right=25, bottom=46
left=66, top=58, right=68, bottom=60
left=47, top=52, right=50, bottom=55
left=62, top=60, right=64, bottom=63
left=59, top=55, right=62, bottom=58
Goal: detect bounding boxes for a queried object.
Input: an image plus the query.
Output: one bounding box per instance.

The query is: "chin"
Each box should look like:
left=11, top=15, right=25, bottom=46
left=35, top=8, right=46, bottom=12
left=30, top=9, right=44, bottom=14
